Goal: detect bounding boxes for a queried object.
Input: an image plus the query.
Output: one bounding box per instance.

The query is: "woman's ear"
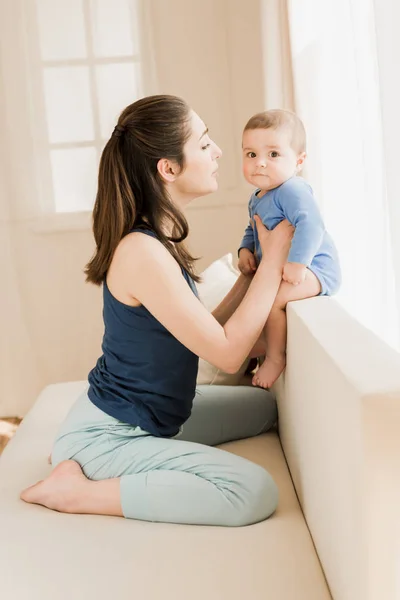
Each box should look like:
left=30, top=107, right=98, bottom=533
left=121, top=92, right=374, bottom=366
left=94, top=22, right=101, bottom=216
left=157, top=158, right=179, bottom=183
left=296, top=152, right=307, bottom=173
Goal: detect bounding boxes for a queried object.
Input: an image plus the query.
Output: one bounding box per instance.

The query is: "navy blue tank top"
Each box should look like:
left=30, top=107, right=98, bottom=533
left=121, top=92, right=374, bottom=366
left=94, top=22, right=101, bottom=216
left=88, top=228, right=199, bottom=437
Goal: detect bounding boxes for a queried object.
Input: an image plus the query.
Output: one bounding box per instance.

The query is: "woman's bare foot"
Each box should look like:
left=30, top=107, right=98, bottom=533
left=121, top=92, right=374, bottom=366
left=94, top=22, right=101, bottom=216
left=20, top=460, right=89, bottom=513
left=252, top=356, right=286, bottom=389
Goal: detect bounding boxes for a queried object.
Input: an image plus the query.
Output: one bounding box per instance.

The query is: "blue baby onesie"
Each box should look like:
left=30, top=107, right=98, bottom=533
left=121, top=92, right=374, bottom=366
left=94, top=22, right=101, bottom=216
left=239, top=176, right=341, bottom=295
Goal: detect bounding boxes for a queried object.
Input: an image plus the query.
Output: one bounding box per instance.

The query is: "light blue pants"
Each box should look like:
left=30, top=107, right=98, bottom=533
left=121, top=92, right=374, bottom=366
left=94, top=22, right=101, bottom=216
left=52, top=386, right=279, bottom=527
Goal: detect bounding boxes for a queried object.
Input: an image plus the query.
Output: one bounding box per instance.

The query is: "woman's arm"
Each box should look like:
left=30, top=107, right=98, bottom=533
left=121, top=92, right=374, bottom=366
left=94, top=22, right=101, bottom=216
left=114, top=219, right=291, bottom=374
left=211, top=273, right=253, bottom=326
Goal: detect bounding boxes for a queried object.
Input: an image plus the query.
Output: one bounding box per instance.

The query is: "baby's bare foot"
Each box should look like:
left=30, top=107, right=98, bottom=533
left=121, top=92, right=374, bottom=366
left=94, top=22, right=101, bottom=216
left=20, top=460, right=88, bottom=513
left=252, top=357, right=286, bottom=389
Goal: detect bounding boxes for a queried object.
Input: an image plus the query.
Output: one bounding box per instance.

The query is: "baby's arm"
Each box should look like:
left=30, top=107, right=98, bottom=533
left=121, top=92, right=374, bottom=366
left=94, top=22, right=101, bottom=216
left=277, top=182, right=325, bottom=284
left=278, top=182, right=325, bottom=265
left=239, top=220, right=255, bottom=254
left=238, top=205, right=257, bottom=276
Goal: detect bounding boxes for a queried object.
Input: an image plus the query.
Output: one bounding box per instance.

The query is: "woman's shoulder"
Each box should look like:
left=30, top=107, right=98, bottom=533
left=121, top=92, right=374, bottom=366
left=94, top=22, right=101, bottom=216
left=117, top=228, right=159, bottom=257
left=107, top=229, right=181, bottom=305
left=115, top=228, right=180, bottom=275
left=129, top=225, right=157, bottom=237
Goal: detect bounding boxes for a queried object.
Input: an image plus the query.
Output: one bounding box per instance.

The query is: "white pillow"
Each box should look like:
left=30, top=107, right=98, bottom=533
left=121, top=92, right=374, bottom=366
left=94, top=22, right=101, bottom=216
left=196, top=254, right=251, bottom=385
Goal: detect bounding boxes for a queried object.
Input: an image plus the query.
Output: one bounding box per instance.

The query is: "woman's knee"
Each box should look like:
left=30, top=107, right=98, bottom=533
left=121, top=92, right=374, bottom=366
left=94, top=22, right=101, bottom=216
left=228, top=465, right=279, bottom=527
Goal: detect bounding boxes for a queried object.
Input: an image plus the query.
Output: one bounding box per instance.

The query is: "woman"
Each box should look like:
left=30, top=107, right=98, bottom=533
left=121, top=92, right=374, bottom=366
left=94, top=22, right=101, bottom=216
left=21, top=95, right=293, bottom=526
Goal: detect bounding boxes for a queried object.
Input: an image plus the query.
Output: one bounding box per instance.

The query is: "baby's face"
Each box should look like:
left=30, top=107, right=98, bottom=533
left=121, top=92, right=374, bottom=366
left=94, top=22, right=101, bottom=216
left=242, top=127, right=304, bottom=192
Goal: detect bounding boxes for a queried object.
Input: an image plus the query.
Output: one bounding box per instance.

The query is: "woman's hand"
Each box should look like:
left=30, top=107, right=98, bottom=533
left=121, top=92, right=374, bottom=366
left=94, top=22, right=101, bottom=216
left=254, top=215, right=294, bottom=268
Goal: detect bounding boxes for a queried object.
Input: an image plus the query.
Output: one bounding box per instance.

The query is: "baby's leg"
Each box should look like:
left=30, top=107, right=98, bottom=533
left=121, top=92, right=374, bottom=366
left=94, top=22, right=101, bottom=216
left=248, top=335, right=267, bottom=359
left=253, top=269, right=321, bottom=389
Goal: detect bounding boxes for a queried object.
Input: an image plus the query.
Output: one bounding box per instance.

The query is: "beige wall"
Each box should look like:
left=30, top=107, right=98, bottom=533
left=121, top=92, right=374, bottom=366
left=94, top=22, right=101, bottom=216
left=148, top=0, right=265, bottom=261
left=1, top=0, right=268, bottom=416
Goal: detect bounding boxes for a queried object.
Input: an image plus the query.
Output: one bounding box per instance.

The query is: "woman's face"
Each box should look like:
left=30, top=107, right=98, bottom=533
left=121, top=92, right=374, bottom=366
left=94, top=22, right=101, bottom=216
left=173, top=111, right=222, bottom=203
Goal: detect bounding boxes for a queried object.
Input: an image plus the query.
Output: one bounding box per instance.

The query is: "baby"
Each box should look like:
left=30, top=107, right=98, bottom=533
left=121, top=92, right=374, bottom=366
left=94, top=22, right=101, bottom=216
left=238, top=109, right=341, bottom=389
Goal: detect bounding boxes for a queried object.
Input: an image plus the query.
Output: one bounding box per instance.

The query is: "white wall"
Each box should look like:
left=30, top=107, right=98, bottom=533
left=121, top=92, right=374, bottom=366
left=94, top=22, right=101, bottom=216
left=1, top=0, right=267, bottom=416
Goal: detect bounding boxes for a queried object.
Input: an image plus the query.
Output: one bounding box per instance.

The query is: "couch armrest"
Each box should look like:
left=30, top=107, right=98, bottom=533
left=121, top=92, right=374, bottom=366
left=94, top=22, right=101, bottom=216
left=274, top=297, right=400, bottom=600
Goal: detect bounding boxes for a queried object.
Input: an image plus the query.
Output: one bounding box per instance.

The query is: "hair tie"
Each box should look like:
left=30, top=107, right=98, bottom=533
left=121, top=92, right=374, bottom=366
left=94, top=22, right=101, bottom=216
left=113, top=124, right=126, bottom=137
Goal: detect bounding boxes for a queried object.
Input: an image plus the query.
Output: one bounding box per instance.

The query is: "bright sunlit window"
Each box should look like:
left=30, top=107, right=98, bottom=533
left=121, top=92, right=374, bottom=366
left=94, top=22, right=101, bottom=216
left=287, top=0, right=399, bottom=350
left=31, top=0, right=143, bottom=213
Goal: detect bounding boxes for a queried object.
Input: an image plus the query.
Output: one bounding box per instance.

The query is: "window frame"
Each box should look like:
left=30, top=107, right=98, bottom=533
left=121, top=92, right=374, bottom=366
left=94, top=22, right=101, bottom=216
left=26, top=0, right=144, bottom=227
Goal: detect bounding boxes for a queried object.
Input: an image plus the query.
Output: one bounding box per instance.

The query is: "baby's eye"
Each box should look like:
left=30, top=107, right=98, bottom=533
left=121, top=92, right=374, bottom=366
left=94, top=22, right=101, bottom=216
left=269, top=151, right=279, bottom=158
left=246, top=152, right=256, bottom=158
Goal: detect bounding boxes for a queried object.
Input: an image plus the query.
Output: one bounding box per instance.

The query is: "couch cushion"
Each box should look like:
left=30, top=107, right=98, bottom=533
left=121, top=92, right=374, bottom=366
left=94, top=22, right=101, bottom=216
left=196, top=254, right=250, bottom=385
left=0, top=381, right=331, bottom=600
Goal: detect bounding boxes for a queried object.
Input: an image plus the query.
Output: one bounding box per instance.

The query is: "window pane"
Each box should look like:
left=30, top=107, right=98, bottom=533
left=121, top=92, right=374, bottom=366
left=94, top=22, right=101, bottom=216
left=50, top=147, right=98, bottom=212
left=43, top=66, right=94, bottom=143
left=35, top=0, right=87, bottom=60
left=95, top=62, right=140, bottom=138
left=90, top=0, right=140, bottom=57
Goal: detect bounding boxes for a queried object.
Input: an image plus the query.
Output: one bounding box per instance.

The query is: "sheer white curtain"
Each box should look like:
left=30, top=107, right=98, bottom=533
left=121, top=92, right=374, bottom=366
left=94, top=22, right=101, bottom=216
left=373, top=0, right=400, bottom=351
left=285, top=0, right=399, bottom=350
left=0, top=0, right=44, bottom=417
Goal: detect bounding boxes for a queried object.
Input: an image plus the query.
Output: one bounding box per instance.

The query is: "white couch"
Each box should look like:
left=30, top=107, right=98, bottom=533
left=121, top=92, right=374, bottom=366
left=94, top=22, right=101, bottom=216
left=1, top=297, right=400, bottom=599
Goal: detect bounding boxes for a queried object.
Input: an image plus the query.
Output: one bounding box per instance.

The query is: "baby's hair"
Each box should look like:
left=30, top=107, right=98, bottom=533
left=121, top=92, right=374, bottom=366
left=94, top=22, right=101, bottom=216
left=244, top=109, right=306, bottom=154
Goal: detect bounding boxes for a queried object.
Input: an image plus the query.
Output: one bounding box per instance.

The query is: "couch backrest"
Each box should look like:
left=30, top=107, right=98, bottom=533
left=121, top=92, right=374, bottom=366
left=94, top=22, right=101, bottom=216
left=275, top=297, right=400, bottom=600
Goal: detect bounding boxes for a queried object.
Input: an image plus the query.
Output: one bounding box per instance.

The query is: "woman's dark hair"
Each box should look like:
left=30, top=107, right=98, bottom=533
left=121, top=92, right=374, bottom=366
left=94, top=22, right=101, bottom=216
left=85, top=94, right=200, bottom=285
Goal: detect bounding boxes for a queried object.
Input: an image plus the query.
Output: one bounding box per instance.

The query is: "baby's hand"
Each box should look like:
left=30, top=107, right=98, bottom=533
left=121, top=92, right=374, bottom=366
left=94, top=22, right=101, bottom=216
left=238, top=248, right=257, bottom=275
left=283, top=262, right=307, bottom=285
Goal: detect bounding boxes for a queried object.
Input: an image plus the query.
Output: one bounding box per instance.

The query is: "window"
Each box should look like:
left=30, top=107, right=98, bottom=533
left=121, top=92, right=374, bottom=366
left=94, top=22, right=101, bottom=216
left=30, top=0, right=143, bottom=213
